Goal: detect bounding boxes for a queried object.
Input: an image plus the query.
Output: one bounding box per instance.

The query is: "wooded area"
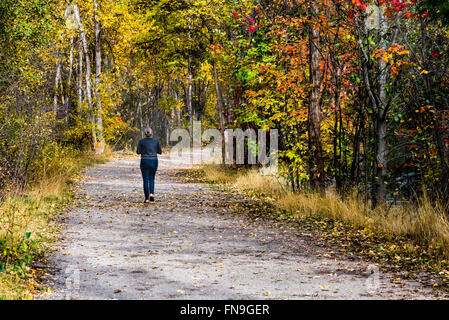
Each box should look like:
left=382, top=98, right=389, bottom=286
left=1, top=0, right=448, bottom=209
left=1, top=0, right=449, bottom=299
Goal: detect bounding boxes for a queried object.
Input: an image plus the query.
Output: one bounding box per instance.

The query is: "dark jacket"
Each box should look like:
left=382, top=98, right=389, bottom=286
left=137, top=138, right=162, bottom=160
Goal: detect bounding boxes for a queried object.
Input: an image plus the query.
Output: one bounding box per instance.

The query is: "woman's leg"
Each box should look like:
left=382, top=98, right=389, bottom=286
left=149, top=159, right=158, bottom=196
left=149, top=175, right=155, bottom=195
left=141, top=167, right=150, bottom=200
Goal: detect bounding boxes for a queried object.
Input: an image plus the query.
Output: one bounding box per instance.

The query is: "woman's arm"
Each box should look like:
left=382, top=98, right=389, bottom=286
left=157, top=141, right=162, bottom=155
left=137, top=140, right=141, bottom=154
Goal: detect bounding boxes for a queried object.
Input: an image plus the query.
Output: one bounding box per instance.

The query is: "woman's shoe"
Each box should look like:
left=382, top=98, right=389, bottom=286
left=149, top=194, right=155, bottom=202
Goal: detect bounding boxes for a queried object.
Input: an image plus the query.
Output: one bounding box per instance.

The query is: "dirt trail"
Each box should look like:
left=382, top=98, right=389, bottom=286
left=40, top=154, right=441, bottom=300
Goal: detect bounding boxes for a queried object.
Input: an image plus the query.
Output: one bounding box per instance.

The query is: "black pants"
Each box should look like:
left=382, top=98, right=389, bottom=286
left=140, top=159, right=158, bottom=200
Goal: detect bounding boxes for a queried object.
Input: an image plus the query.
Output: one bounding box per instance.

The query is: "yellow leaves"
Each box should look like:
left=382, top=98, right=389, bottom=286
left=270, top=112, right=286, bottom=122
left=362, top=227, right=371, bottom=234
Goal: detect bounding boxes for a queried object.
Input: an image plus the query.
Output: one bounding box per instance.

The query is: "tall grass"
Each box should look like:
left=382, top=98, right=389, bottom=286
left=0, top=145, right=111, bottom=299
left=202, top=166, right=449, bottom=260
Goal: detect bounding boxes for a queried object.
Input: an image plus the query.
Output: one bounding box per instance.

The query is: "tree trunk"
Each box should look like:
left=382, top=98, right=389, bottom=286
left=94, top=0, right=105, bottom=154
left=77, top=38, right=83, bottom=108
left=187, top=16, right=194, bottom=144
left=53, top=49, right=63, bottom=114
left=137, top=100, right=143, bottom=138
left=188, top=66, right=193, bottom=142
left=74, top=3, right=97, bottom=148
left=63, top=36, right=75, bottom=120
left=307, top=7, right=325, bottom=194
left=372, top=10, right=388, bottom=208
left=212, top=59, right=226, bottom=164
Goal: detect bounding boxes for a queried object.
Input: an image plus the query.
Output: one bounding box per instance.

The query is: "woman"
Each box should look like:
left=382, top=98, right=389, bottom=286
left=137, top=127, right=162, bottom=203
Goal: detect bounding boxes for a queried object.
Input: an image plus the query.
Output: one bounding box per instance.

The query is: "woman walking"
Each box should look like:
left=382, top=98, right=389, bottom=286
left=137, top=127, right=162, bottom=203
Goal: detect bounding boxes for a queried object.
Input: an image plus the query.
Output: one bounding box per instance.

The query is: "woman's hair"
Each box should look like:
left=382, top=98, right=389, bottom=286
left=144, top=127, right=153, bottom=138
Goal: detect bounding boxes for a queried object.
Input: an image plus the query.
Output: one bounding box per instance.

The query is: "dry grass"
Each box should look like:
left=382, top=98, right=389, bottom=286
left=0, top=273, right=30, bottom=300
left=0, top=147, right=112, bottom=299
left=202, top=164, right=248, bottom=184
left=202, top=164, right=449, bottom=260
left=234, top=169, right=287, bottom=197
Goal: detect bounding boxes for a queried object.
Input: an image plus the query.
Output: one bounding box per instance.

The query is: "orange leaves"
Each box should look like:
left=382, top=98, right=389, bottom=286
left=282, top=44, right=299, bottom=55
left=291, top=109, right=308, bottom=122
left=416, top=105, right=436, bottom=114
left=373, top=44, right=409, bottom=61
left=373, top=44, right=410, bottom=76
left=351, top=0, right=369, bottom=11
left=388, top=43, right=410, bottom=55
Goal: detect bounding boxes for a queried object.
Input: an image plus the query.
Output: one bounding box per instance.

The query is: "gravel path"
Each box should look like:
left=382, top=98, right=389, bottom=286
left=39, top=154, right=440, bottom=300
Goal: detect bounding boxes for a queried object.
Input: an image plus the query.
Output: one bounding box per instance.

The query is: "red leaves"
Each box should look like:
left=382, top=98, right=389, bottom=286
left=391, top=0, right=407, bottom=12
left=431, top=50, right=439, bottom=58
left=352, top=0, right=368, bottom=11
left=347, top=10, right=355, bottom=22
left=248, top=25, right=261, bottom=33
left=233, top=9, right=261, bottom=33
left=258, top=65, right=269, bottom=74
